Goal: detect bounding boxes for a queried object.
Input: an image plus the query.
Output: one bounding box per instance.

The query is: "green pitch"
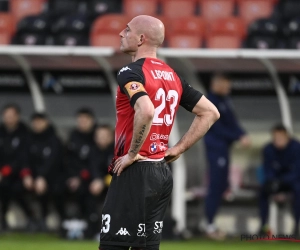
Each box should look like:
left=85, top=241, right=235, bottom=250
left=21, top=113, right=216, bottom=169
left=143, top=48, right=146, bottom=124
left=0, top=233, right=299, bottom=250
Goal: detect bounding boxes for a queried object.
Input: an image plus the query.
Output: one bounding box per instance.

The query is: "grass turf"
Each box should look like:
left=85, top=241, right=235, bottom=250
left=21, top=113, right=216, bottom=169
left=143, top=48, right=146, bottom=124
left=0, top=233, right=299, bottom=250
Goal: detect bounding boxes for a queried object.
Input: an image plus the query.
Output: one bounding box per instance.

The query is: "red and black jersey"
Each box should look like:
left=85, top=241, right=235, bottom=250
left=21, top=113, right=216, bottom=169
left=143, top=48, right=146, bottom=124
left=114, top=57, right=202, bottom=161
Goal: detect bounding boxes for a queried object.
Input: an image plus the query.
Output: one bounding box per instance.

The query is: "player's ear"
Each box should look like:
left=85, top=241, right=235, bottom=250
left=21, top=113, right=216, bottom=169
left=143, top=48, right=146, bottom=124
left=138, top=35, right=145, bottom=46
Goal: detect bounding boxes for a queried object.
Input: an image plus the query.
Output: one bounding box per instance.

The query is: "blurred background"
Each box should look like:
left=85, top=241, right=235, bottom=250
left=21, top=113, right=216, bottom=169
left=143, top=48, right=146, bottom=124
left=0, top=0, right=300, bottom=249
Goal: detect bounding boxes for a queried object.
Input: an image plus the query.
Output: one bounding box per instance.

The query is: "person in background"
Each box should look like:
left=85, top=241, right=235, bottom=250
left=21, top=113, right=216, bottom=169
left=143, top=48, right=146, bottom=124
left=27, top=113, right=65, bottom=231
left=0, top=104, right=34, bottom=231
left=204, top=73, right=251, bottom=240
left=259, top=124, right=300, bottom=236
left=64, top=107, right=97, bottom=238
left=86, top=125, right=114, bottom=238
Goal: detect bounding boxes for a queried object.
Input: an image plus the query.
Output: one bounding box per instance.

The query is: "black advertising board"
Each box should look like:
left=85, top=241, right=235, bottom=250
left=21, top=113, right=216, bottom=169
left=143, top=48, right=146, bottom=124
left=33, top=70, right=111, bottom=94
left=198, top=72, right=300, bottom=96
left=0, top=70, right=29, bottom=92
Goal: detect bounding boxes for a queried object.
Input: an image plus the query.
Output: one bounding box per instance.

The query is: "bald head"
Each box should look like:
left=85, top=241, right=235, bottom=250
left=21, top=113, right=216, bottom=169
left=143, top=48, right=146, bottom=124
left=130, top=15, right=165, bottom=47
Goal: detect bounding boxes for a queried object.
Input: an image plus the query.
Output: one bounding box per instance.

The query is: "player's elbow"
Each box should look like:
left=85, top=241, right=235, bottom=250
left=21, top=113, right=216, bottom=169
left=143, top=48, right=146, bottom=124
left=211, top=107, right=220, bottom=123
left=135, top=96, right=155, bottom=121
left=142, top=103, right=155, bottom=121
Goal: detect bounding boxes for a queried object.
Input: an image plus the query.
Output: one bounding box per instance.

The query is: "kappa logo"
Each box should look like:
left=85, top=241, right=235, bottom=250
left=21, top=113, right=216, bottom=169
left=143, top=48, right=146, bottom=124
left=153, top=221, right=163, bottom=234
left=116, top=227, right=131, bottom=236
left=118, top=66, right=131, bottom=75
left=137, top=223, right=147, bottom=237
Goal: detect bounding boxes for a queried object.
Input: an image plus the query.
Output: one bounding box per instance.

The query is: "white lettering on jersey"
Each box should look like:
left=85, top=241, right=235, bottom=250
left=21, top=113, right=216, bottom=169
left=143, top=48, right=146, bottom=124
left=150, top=133, right=169, bottom=141
left=137, top=223, right=147, bottom=237
left=151, top=70, right=175, bottom=81
left=153, top=221, right=163, bottom=234
left=118, top=66, right=131, bottom=75
left=116, top=227, right=131, bottom=236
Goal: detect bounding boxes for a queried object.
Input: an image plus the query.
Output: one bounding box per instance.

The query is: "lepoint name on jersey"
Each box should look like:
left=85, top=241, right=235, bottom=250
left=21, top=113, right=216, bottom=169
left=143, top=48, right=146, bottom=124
left=118, top=66, right=131, bottom=75
left=151, top=70, right=175, bottom=81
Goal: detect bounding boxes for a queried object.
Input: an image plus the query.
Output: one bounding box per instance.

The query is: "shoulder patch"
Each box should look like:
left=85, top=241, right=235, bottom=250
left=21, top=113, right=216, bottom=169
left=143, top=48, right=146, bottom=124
left=124, top=82, right=147, bottom=99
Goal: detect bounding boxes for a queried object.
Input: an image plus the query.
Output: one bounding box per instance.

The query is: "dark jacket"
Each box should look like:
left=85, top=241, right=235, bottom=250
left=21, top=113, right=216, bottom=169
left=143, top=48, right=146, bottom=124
left=263, top=139, right=300, bottom=184
left=27, top=125, right=63, bottom=181
left=65, top=129, right=95, bottom=179
left=89, top=143, right=114, bottom=180
left=0, top=122, right=29, bottom=178
left=204, top=92, right=245, bottom=150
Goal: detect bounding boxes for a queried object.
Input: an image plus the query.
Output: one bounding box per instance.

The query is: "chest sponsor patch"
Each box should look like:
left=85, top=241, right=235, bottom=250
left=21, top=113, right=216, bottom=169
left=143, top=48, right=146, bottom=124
left=124, top=81, right=147, bottom=99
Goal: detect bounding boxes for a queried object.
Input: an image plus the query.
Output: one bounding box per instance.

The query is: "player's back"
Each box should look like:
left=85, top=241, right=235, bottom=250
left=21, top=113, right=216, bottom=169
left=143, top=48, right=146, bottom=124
left=138, top=58, right=183, bottom=159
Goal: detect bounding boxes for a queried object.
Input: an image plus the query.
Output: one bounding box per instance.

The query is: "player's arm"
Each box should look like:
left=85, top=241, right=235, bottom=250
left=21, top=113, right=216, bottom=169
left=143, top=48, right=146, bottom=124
left=165, top=78, right=220, bottom=163
left=114, top=91, right=154, bottom=176
left=113, top=64, right=154, bottom=175
left=128, top=95, right=154, bottom=158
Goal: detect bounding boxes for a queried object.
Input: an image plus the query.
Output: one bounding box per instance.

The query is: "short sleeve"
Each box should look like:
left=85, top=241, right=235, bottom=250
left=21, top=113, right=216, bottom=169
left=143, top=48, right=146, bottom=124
left=179, top=75, right=203, bottom=112
left=117, top=63, right=145, bottom=92
left=117, top=61, right=148, bottom=107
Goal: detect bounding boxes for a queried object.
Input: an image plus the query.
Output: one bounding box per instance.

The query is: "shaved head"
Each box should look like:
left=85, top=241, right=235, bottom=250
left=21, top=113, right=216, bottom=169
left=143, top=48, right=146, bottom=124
left=130, top=15, right=165, bottom=47
left=119, top=15, right=165, bottom=60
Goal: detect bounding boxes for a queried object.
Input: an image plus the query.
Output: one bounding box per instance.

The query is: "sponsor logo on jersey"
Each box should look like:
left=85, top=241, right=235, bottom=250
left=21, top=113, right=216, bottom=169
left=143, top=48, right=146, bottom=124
left=150, top=70, right=175, bottom=81
left=150, top=133, right=169, bottom=141
left=151, top=60, right=163, bottom=65
left=149, top=142, right=157, bottom=153
left=118, top=66, right=131, bottom=75
left=153, top=221, right=163, bottom=234
left=116, top=227, right=131, bottom=236
left=137, top=223, right=147, bottom=237
left=129, top=82, right=140, bottom=91
left=158, top=142, right=168, bottom=151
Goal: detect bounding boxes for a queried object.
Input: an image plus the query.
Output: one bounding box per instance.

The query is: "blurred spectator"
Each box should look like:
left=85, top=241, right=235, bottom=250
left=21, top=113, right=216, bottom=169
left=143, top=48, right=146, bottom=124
left=89, top=124, right=114, bottom=192
left=64, top=107, right=97, bottom=238
left=27, top=113, right=64, bottom=231
left=84, top=124, right=114, bottom=238
left=259, top=125, right=300, bottom=236
left=0, top=104, right=34, bottom=231
left=203, top=73, right=251, bottom=240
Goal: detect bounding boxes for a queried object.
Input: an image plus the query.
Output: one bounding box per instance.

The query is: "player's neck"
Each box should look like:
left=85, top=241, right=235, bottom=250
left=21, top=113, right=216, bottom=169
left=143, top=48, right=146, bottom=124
left=132, top=48, right=157, bottom=62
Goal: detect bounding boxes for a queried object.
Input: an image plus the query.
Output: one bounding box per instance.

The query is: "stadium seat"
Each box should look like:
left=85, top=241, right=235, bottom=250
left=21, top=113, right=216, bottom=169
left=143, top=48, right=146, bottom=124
left=285, top=17, right=300, bottom=49
left=52, top=14, right=91, bottom=46
left=207, top=17, right=246, bottom=38
left=206, top=17, right=246, bottom=48
left=124, top=0, right=158, bottom=17
left=245, top=17, right=280, bottom=49
left=11, top=0, right=45, bottom=25
left=160, top=0, right=197, bottom=18
left=287, top=37, right=300, bottom=49
left=86, top=0, right=122, bottom=18
left=237, top=0, right=276, bottom=26
left=245, top=35, right=278, bottom=49
left=206, top=35, right=242, bottom=48
left=91, top=14, right=129, bottom=48
left=168, top=34, right=203, bottom=48
left=199, top=0, right=235, bottom=21
left=0, top=0, right=9, bottom=12
left=48, top=0, right=80, bottom=15
left=279, top=0, right=300, bottom=21
left=0, top=33, right=11, bottom=44
left=12, top=14, right=51, bottom=45
left=0, top=13, right=14, bottom=36
left=167, top=17, right=204, bottom=48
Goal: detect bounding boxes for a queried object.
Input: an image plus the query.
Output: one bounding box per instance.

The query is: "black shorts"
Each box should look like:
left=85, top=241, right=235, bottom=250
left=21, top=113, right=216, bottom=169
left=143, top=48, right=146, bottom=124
left=100, top=160, right=173, bottom=248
